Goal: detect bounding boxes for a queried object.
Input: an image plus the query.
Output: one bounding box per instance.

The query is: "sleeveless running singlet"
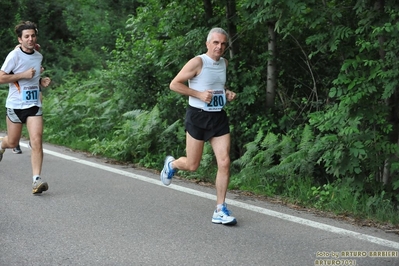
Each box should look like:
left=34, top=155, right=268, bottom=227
left=188, top=54, right=226, bottom=112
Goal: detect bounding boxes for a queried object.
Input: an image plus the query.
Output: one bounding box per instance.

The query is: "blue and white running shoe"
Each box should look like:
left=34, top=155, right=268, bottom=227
left=160, top=155, right=176, bottom=186
left=212, top=203, right=237, bottom=225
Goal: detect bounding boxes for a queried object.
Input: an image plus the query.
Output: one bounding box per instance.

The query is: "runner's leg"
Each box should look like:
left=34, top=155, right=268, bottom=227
left=172, top=132, right=204, bottom=172
left=26, top=116, right=43, bottom=176
left=2, top=116, right=23, bottom=149
left=210, top=133, right=231, bottom=205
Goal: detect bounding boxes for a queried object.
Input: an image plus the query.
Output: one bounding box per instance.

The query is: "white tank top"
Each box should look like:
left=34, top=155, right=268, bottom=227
left=188, top=54, right=226, bottom=112
left=1, top=48, right=43, bottom=109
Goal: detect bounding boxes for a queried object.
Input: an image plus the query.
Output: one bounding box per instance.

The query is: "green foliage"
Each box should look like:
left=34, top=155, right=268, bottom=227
left=43, top=73, right=116, bottom=147
left=44, top=72, right=186, bottom=168
left=309, top=178, right=399, bottom=224
left=233, top=124, right=319, bottom=179
left=90, top=105, right=185, bottom=168
left=0, top=0, right=140, bottom=85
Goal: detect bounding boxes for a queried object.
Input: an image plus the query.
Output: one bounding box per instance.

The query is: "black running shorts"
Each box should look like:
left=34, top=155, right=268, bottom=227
left=7, top=106, right=42, bottom=124
left=185, top=105, right=230, bottom=141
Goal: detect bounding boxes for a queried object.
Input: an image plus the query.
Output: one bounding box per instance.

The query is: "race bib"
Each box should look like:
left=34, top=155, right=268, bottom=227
left=203, top=89, right=226, bottom=112
left=22, top=86, right=40, bottom=104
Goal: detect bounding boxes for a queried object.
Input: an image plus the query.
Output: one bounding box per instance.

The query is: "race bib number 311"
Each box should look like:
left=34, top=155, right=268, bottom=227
left=204, top=89, right=226, bottom=112
left=22, top=86, right=40, bottom=104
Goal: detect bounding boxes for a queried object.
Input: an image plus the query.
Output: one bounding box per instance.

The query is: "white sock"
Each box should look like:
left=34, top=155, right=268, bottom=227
left=33, top=175, right=40, bottom=182
left=217, top=204, right=224, bottom=211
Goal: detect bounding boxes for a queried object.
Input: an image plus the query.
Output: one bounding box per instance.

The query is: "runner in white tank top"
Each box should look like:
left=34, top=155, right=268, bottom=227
left=160, top=27, right=238, bottom=225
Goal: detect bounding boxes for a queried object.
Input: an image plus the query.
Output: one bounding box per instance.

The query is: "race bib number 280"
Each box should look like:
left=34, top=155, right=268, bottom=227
left=203, top=89, right=226, bottom=112
left=22, top=86, right=40, bottom=104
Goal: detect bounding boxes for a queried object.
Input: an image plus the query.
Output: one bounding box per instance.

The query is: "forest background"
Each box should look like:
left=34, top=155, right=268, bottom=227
left=1, top=0, right=399, bottom=226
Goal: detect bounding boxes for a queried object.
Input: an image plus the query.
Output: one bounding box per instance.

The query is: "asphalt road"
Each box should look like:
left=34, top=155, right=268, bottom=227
left=1, top=140, right=399, bottom=266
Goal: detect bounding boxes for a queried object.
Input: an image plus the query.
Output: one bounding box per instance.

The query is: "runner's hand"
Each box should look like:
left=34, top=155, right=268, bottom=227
left=201, top=90, right=213, bottom=104
left=22, top=68, right=36, bottom=79
left=40, top=77, right=51, bottom=87
left=226, top=89, right=236, bottom=102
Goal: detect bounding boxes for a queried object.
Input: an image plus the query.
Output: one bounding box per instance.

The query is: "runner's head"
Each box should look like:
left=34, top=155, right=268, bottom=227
left=15, top=21, right=38, bottom=38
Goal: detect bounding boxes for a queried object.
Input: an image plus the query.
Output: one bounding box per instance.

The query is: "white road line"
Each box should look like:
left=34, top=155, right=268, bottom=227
left=21, top=142, right=399, bottom=250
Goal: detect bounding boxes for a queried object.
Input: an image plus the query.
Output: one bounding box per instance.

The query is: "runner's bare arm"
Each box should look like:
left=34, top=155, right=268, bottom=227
left=0, top=69, right=36, bottom=84
left=170, top=57, right=213, bottom=103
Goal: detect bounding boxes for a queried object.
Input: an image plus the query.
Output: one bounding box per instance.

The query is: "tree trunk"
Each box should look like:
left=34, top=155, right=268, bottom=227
left=266, top=22, right=277, bottom=108
left=203, top=0, right=213, bottom=26
left=225, top=0, right=239, bottom=58
left=374, top=0, right=396, bottom=185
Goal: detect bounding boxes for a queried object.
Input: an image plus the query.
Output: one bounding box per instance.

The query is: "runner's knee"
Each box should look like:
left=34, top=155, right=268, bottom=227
left=217, top=157, right=230, bottom=170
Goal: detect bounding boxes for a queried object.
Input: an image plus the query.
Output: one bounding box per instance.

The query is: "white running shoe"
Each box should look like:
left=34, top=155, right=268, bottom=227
left=212, top=203, right=237, bottom=225
left=32, top=177, right=49, bottom=194
left=160, top=155, right=176, bottom=186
